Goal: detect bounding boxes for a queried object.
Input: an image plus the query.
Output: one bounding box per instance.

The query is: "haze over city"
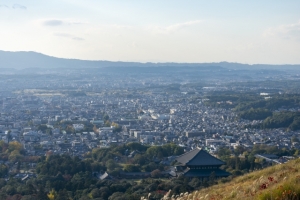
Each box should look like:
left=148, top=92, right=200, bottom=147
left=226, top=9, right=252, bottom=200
left=1, top=0, right=300, bottom=64
left=2, top=1, right=300, bottom=200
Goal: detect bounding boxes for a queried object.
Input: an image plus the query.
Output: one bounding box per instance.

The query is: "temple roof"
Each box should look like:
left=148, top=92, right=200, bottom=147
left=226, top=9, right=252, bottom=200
left=176, top=147, right=225, bottom=166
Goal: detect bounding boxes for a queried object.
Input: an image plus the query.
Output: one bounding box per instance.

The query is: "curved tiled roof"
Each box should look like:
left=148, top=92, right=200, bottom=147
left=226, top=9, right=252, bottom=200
left=176, top=147, right=225, bottom=166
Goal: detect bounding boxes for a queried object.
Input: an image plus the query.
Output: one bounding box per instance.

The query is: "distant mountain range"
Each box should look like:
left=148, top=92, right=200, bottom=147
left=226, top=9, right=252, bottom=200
left=0, top=50, right=299, bottom=70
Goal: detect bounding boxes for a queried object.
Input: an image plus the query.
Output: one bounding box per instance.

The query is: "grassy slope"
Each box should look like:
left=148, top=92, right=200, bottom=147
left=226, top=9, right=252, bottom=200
left=163, top=159, right=300, bottom=200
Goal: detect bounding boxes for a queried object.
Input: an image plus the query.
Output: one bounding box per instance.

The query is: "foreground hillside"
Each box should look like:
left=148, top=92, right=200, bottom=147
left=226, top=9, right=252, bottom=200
left=159, top=158, right=300, bottom=200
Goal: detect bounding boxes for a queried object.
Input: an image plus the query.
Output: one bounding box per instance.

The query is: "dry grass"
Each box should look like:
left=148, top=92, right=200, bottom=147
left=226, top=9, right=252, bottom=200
left=149, top=158, right=300, bottom=200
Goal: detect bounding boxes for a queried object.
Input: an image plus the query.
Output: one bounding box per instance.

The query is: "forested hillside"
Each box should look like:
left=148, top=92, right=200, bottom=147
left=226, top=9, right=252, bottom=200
left=0, top=141, right=298, bottom=199
left=205, top=92, right=300, bottom=130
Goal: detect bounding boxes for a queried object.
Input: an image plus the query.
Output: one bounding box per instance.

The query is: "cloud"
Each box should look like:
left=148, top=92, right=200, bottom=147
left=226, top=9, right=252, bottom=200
left=148, top=20, right=204, bottom=34
left=0, top=5, right=9, bottom=9
left=12, top=4, right=27, bottom=10
left=40, top=19, right=88, bottom=26
left=43, top=19, right=64, bottom=26
left=263, top=20, right=300, bottom=40
left=165, top=20, right=204, bottom=32
left=72, top=37, right=84, bottom=41
left=53, top=32, right=84, bottom=41
left=0, top=4, right=27, bottom=10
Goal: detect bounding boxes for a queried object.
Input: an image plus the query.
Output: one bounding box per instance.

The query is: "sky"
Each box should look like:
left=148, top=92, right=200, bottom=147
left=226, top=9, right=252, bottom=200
left=0, top=0, right=300, bottom=64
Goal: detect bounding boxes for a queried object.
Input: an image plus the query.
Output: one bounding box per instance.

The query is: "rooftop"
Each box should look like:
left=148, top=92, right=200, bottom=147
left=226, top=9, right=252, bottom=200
left=176, top=147, right=225, bottom=166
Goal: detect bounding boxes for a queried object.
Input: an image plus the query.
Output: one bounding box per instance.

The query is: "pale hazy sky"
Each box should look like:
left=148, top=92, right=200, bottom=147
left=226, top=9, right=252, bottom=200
left=0, top=0, right=300, bottom=64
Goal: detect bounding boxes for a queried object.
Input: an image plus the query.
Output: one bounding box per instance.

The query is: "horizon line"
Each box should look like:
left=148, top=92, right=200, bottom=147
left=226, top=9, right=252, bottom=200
left=1, top=49, right=300, bottom=66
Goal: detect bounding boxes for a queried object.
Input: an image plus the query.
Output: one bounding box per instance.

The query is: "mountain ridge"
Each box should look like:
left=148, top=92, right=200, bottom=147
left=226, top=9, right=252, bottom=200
left=1, top=50, right=300, bottom=70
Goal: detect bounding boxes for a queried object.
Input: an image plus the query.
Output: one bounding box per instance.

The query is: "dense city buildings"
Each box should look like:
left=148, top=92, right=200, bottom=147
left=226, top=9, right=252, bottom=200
left=0, top=65, right=300, bottom=180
